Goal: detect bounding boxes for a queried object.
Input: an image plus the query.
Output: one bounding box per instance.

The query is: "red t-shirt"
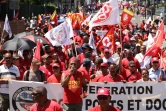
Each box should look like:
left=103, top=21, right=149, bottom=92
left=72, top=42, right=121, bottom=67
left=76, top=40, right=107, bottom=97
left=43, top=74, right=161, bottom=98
left=74, top=35, right=83, bottom=46
left=89, top=105, right=120, bottom=111
left=103, top=74, right=125, bottom=82
left=22, top=59, right=32, bottom=70
left=47, top=74, right=61, bottom=83
left=123, top=35, right=130, bottom=44
left=122, top=58, right=141, bottom=70
left=40, top=65, right=53, bottom=79
left=121, top=68, right=142, bottom=82
left=63, top=70, right=84, bottom=104
left=19, top=66, right=26, bottom=80
left=57, top=52, right=68, bottom=63
left=78, top=67, right=90, bottom=81
left=91, top=74, right=109, bottom=82
left=77, top=53, right=85, bottom=65
left=30, top=100, right=62, bottom=111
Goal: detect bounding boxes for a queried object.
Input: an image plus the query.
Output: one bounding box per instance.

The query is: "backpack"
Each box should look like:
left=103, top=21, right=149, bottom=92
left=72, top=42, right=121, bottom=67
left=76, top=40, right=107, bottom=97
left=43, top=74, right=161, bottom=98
left=26, top=70, right=44, bottom=82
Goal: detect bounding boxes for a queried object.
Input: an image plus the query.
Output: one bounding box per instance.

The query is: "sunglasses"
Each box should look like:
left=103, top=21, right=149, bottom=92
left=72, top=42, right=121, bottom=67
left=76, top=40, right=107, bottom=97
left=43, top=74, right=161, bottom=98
left=53, top=66, right=59, bottom=69
left=130, top=65, right=136, bottom=68
left=31, top=92, right=43, bottom=96
left=97, top=96, right=108, bottom=100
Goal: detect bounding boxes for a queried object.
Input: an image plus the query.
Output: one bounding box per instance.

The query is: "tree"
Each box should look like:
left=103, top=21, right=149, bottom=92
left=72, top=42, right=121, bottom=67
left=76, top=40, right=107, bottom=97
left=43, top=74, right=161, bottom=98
left=19, top=0, right=56, bottom=5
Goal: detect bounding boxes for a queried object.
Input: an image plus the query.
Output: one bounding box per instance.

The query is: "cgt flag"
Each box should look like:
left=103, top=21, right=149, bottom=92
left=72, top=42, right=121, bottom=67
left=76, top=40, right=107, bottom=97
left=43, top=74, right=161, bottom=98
left=97, top=27, right=115, bottom=52
left=121, top=8, right=134, bottom=25
left=89, top=0, right=120, bottom=31
left=45, top=21, right=71, bottom=46
left=160, top=49, right=166, bottom=68
left=144, top=21, right=164, bottom=58
left=3, top=14, right=12, bottom=38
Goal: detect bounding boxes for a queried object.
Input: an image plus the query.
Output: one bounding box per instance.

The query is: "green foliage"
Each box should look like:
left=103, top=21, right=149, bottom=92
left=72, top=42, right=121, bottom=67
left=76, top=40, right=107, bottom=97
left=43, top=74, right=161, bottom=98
left=19, top=0, right=56, bottom=5
left=47, top=3, right=58, bottom=9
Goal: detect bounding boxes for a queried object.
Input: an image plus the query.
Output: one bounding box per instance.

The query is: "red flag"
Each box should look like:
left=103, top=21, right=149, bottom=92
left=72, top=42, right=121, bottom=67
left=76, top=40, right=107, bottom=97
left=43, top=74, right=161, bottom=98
left=38, top=14, right=42, bottom=24
left=160, top=49, right=166, bottom=68
left=48, top=24, right=53, bottom=31
left=97, top=27, right=115, bottom=52
left=51, top=10, right=58, bottom=25
left=121, top=8, right=134, bottom=25
left=144, top=21, right=164, bottom=58
left=13, top=7, right=20, bottom=21
left=33, top=40, right=41, bottom=61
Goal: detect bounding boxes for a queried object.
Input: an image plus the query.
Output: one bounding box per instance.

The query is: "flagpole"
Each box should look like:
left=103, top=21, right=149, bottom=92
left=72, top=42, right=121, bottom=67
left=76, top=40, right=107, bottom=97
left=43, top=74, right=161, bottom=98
left=1, top=30, right=4, bottom=45
left=72, top=36, right=78, bottom=56
left=119, top=24, right=123, bottom=52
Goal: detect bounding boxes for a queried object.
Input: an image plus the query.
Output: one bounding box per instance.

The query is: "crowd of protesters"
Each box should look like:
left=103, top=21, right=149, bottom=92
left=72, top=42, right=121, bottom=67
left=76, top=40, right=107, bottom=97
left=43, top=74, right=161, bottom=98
left=0, top=1, right=165, bottom=111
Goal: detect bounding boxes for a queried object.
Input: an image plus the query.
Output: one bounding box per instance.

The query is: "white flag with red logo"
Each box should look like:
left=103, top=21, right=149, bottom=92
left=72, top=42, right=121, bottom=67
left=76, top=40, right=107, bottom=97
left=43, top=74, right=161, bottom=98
left=89, top=0, right=120, bottom=31
left=45, top=21, right=71, bottom=46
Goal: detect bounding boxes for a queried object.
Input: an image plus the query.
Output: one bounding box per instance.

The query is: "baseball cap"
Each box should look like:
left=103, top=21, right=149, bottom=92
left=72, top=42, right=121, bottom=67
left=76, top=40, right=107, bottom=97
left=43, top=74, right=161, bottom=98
left=104, top=49, right=109, bottom=53
left=136, top=43, right=141, bottom=47
left=52, top=63, right=60, bottom=68
left=13, top=54, right=20, bottom=59
left=97, top=88, right=110, bottom=96
left=117, top=45, right=122, bottom=49
left=82, top=43, right=91, bottom=49
left=100, top=63, right=108, bottom=67
left=32, top=59, right=41, bottom=65
left=83, top=58, right=91, bottom=66
left=42, top=54, right=51, bottom=59
left=151, top=29, right=157, bottom=34
left=69, top=57, right=77, bottom=63
left=151, top=57, right=159, bottom=62
left=130, top=37, right=136, bottom=41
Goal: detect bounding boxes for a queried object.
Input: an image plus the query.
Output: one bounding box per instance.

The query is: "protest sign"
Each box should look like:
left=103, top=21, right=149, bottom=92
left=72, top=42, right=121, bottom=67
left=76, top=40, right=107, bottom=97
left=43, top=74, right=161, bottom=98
left=9, top=80, right=166, bottom=111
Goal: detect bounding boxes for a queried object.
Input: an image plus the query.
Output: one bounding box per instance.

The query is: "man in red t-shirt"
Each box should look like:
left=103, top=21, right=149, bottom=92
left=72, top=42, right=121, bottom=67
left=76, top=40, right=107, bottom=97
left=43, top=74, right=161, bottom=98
left=12, top=54, right=26, bottom=80
left=77, top=43, right=92, bottom=65
left=30, top=86, right=62, bottom=111
left=61, top=57, right=87, bottom=111
left=120, top=53, right=142, bottom=82
left=122, top=50, right=141, bottom=73
left=40, top=54, right=53, bottom=79
left=88, top=88, right=120, bottom=111
left=78, top=58, right=91, bottom=82
left=47, top=63, right=61, bottom=83
left=102, top=63, right=125, bottom=82
left=91, top=63, right=109, bottom=82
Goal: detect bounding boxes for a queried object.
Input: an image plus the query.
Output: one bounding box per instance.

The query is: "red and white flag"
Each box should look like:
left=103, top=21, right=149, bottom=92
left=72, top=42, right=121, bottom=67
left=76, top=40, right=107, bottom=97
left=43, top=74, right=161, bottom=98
left=121, top=8, right=134, bottom=25
left=89, top=0, right=120, bottom=31
left=81, top=14, right=92, bottom=26
left=160, top=49, right=166, bottom=68
left=33, top=39, right=41, bottom=61
left=144, top=21, right=164, bottom=58
left=45, top=21, right=72, bottom=46
left=97, top=27, right=115, bottom=52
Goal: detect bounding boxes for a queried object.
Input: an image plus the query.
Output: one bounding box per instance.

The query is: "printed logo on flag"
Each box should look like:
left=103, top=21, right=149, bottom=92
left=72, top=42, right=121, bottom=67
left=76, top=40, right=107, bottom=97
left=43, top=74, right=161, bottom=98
left=123, top=14, right=128, bottom=21
left=93, top=2, right=113, bottom=23
left=50, top=24, right=67, bottom=44
left=102, top=36, right=112, bottom=47
left=12, top=87, right=34, bottom=111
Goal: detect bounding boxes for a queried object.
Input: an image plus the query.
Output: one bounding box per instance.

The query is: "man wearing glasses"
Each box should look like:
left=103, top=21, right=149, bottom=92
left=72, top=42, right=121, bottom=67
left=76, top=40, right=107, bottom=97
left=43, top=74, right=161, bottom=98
left=149, top=57, right=165, bottom=81
left=0, top=52, right=20, bottom=111
left=88, top=88, right=120, bottom=111
left=119, top=53, right=141, bottom=82
left=30, top=86, right=62, bottom=111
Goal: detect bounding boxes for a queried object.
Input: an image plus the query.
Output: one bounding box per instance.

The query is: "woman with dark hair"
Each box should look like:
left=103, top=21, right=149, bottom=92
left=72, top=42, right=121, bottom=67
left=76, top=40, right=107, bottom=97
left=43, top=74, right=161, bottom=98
left=137, top=69, right=155, bottom=82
